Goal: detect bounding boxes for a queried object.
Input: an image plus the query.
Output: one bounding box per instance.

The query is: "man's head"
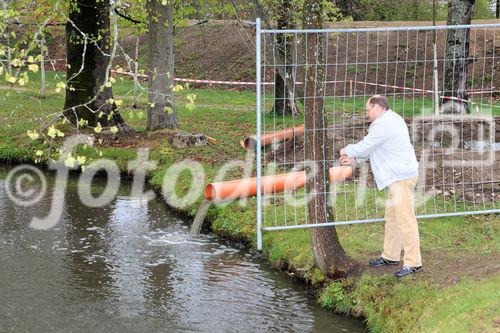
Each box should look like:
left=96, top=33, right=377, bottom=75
left=365, top=95, right=390, bottom=122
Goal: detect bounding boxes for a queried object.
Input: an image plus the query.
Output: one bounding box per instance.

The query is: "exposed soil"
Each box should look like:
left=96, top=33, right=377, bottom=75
left=268, top=116, right=500, bottom=202
left=42, top=22, right=258, bottom=86
left=365, top=250, right=500, bottom=287
left=98, top=130, right=169, bottom=149
left=41, top=20, right=500, bottom=94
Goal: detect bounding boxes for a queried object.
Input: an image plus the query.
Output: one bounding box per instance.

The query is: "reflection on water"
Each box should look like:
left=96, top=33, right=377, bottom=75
left=0, top=165, right=365, bottom=332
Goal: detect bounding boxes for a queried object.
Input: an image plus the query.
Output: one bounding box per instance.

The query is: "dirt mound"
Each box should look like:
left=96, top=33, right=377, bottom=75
left=42, top=20, right=500, bottom=93
left=43, top=22, right=256, bottom=85
left=267, top=116, right=500, bottom=203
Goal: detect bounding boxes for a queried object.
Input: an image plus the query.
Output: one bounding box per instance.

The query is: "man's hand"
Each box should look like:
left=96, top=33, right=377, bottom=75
left=339, top=148, right=355, bottom=166
left=340, top=155, right=356, bottom=166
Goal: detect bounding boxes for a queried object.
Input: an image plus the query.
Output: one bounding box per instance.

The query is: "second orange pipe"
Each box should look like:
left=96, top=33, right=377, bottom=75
left=240, top=124, right=305, bottom=149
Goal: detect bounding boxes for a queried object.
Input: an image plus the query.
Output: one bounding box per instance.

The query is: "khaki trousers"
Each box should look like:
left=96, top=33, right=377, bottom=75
left=381, top=176, right=422, bottom=267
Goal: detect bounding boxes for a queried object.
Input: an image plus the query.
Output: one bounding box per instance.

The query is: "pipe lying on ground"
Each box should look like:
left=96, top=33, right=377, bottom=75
left=204, top=166, right=352, bottom=202
left=240, top=124, right=305, bottom=150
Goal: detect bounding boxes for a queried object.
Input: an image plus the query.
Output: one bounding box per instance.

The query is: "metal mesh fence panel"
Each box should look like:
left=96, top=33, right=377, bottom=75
left=255, top=21, right=500, bottom=239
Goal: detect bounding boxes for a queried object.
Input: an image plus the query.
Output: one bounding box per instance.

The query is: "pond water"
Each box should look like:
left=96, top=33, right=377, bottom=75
left=0, top=165, right=365, bottom=332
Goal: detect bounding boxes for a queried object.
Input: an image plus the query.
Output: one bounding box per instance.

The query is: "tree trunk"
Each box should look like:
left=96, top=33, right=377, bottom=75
left=303, top=0, right=352, bottom=278
left=442, top=0, right=475, bottom=114
left=1, top=0, right=12, bottom=77
left=273, top=0, right=298, bottom=116
left=253, top=0, right=305, bottom=107
left=335, top=0, right=361, bottom=21
left=146, top=0, right=178, bottom=131
left=63, top=0, right=125, bottom=128
left=133, top=35, right=139, bottom=108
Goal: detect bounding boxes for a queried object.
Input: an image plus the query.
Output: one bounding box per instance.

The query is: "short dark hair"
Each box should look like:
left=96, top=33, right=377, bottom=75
left=368, top=95, right=390, bottom=110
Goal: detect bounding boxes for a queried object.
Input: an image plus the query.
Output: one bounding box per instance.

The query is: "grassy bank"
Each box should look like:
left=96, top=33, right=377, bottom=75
left=1, top=72, right=499, bottom=332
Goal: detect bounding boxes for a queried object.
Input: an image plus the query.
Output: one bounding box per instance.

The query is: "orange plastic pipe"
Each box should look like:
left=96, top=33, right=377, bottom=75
left=240, top=124, right=305, bottom=149
left=204, top=166, right=352, bottom=202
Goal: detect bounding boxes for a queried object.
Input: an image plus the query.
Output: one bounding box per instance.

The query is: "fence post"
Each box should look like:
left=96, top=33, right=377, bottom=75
left=256, top=18, right=263, bottom=251
left=133, top=35, right=139, bottom=108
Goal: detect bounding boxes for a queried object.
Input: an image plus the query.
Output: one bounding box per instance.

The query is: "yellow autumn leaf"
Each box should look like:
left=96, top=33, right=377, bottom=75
left=64, top=155, right=77, bottom=168
left=47, top=126, right=57, bottom=138
left=78, top=118, right=88, bottom=127
left=55, top=81, right=66, bottom=93
left=110, top=126, right=118, bottom=134
left=5, top=73, right=16, bottom=84
left=76, top=156, right=86, bottom=165
left=27, top=130, right=39, bottom=140
left=12, top=58, right=23, bottom=67
left=94, top=123, right=102, bottom=134
left=28, top=64, right=38, bottom=72
left=172, top=84, right=184, bottom=92
left=47, top=126, right=64, bottom=138
left=35, top=150, right=44, bottom=156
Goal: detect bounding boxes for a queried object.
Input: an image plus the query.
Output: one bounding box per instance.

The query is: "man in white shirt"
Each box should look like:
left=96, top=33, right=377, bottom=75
left=340, top=95, right=422, bottom=278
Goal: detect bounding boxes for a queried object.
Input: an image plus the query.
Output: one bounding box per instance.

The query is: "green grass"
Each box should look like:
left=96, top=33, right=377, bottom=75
left=319, top=274, right=500, bottom=333
left=0, top=71, right=498, bottom=333
left=416, top=276, right=500, bottom=333
left=319, top=95, right=500, bottom=117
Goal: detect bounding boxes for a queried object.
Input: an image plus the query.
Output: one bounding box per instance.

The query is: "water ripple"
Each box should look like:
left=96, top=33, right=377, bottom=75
left=0, top=166, right=365, bottom=332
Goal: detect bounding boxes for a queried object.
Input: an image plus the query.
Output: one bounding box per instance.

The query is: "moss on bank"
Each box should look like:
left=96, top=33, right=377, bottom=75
left=1, top=74, right=498, bottom=332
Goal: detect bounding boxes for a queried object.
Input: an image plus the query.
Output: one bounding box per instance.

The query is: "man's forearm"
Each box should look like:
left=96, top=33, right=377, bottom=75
left=344, top=143, right=370, bottom=159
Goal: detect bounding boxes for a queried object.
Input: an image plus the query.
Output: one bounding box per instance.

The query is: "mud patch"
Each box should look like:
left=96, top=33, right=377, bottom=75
left=365, top=250, right=500, bottom=287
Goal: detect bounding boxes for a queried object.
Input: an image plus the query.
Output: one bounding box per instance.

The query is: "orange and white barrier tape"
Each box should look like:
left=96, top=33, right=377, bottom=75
left=110, top=70, right=498, bottom=98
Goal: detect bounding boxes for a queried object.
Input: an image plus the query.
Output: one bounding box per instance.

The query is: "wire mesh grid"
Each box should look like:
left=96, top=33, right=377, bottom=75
left=255, top=21, right=500, bottom=236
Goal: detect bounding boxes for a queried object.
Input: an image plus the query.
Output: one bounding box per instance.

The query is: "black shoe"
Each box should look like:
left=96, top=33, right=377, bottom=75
left=369, top=257, right=400, bottom=267
left=394, top=266, right=422, bottom=278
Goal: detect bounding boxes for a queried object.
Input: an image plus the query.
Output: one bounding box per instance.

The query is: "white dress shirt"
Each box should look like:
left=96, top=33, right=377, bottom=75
left=344, top=109, right=418, bottom=190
